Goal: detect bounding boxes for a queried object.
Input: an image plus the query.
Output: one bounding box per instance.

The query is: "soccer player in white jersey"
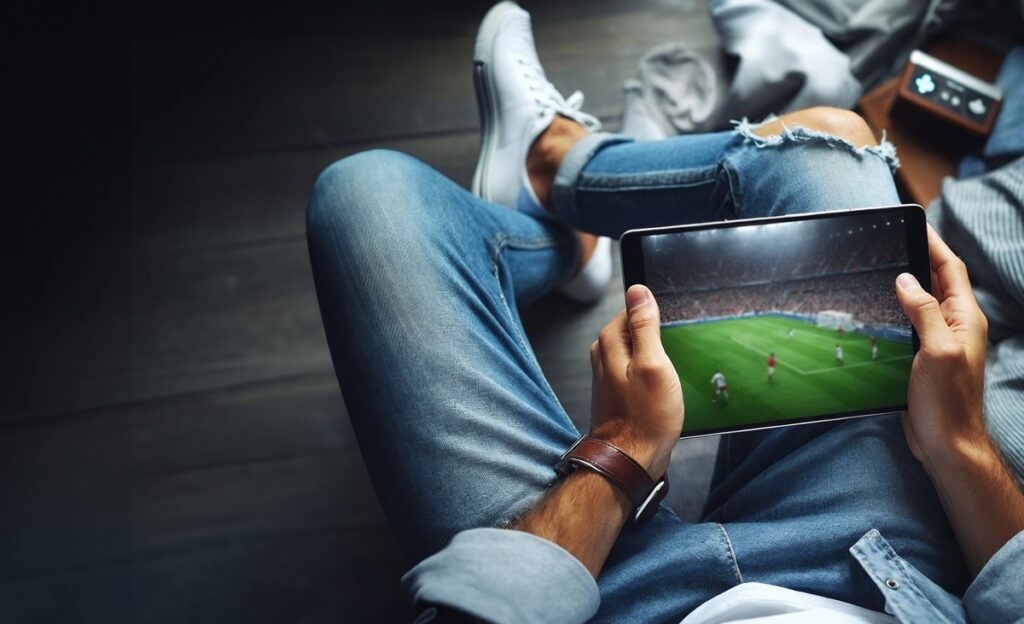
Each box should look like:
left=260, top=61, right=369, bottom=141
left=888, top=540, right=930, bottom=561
left=870, top=336, right=878, bottom=360
left=710, top=370, right=729, bottom=403
left=835, top=344, right=844, bottom=365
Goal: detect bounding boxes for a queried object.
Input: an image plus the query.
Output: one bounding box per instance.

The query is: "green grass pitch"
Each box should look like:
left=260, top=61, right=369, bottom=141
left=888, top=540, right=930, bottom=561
left=661, top=315, right=913, bottom=435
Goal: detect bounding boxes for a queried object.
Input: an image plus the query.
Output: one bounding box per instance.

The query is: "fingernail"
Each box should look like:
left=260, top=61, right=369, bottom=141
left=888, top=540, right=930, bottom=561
left=897, top=273, right=919, bottom=290
left=626, top=285, right=649, bottom=311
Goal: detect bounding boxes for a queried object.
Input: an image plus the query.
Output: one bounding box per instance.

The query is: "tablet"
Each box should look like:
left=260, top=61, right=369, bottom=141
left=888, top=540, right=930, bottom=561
left=620, top=205, right=929, bottom=438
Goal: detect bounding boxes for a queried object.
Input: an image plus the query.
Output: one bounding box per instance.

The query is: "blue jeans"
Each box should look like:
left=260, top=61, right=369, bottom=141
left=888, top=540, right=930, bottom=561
left=306, top=130, right=967, bottom=621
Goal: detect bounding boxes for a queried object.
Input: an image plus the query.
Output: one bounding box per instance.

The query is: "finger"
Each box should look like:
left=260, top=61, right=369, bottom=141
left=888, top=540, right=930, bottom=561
left=589, top=339, right=604, bottom=378
left=625, top=284, right=667, bottom=366
left=930, top=270, right=944, bottom=302
left=895, top=272, right=954, bottom=351
left=927, top=225, right=977, bottom=304
left=926, top=226, right=988, bottom=348
left=597, top=308, right=631, bottom=369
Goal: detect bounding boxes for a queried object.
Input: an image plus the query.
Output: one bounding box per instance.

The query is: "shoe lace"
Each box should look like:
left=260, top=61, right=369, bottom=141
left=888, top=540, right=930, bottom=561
left=517, top=56, right=602, bottom=132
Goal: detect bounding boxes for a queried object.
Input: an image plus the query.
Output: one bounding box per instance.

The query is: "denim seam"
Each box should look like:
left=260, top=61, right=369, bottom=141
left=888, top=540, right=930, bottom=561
left=576, top=180, right=718, bottom=193
left=488, top=232, right=574, bottom=430
left=574, top=166, right=720, bottom=192
left=489, top=233, right=538, bottom=359
left=502, top=231, right=579, bottom=284
left=719, top=160, right=741, bottom=217
left=715, top=522, right=744, bottom=584
left=502, top=234, right=568, bottom=250
left=732, top=117, right=901, bottom=172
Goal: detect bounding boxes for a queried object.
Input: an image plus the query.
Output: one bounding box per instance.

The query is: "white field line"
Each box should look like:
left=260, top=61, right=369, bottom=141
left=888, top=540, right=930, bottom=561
left=729, top=336, right=913, bottom=376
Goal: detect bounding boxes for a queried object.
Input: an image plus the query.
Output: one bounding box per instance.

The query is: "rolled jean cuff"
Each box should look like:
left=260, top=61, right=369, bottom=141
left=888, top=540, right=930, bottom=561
left=403, top=528, right=600, bottom=624
left=551, top=132, right=633, bottom=225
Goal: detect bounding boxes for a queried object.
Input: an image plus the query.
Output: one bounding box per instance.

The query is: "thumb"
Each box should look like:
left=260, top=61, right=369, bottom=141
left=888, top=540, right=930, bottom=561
left=625, top=285, right=666, bottom=365
left=895, top=272, right=952, bottom=350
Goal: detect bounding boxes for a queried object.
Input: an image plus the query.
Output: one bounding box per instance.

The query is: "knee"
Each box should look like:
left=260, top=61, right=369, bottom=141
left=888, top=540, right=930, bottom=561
left=306, top=149, right=468, bottom=278
left=754, top=107, right=876, bottom=147
left=307, top=149, right=423, bottom=237
left=789, top=107, right=876, bottom=147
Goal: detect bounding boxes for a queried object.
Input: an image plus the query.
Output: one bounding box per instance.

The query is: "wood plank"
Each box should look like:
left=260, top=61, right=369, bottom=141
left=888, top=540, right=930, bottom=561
left=131, top=0, right=720, bottom=162
left=0, top=372, right=354, bottom=459
left=1, top=439, right=386, bottom=579
left=9, top=127, right=492, bottom=419
left=0, top=528, right=407, bottom=624
left=130, top=131, right=481, bottom=256
left=4, top=239, right=330, bottom=419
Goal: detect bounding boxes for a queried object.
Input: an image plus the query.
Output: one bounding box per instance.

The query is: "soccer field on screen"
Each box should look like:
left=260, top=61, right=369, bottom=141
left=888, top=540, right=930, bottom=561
left=662, top=315, right=913, bottom=435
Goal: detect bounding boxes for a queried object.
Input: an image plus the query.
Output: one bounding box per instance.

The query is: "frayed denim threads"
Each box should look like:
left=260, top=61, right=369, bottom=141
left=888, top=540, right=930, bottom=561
left=733, top=116, right=900, bottom=172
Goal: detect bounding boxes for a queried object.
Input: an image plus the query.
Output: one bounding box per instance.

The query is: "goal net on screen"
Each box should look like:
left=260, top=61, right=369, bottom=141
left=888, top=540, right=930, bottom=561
left=815, top=310, right=855, bottom=330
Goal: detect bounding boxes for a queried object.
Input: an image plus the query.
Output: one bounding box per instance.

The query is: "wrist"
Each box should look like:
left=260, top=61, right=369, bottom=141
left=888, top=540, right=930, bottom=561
left=923, top=432, right=1000, bottom=482
left=588, top=426, right=673, bottom=478
left=566, top=469, right=634, bottom=519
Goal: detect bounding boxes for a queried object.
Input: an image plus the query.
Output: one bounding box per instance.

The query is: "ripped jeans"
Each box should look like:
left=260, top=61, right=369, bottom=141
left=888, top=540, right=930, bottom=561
left=550, top=124, right=899, bottom=236
left=308, top=125, right=969, bottom=622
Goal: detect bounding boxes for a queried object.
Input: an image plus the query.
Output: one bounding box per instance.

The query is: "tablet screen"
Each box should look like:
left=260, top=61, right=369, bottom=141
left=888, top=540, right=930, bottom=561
left=642, top=210, right=915, bottom=436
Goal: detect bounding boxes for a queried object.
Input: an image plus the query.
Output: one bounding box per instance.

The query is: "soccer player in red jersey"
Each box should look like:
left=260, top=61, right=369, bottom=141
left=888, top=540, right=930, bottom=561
left=767, top=352, right=777, bottom=384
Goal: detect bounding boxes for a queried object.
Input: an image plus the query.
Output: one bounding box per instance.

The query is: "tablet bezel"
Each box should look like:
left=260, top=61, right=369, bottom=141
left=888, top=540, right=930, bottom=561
left=619, top=204, right=929, bottom=439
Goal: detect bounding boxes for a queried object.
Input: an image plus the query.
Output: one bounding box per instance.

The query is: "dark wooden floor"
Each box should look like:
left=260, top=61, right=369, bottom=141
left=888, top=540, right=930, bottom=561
left=1, top=2, right=722, bottom=621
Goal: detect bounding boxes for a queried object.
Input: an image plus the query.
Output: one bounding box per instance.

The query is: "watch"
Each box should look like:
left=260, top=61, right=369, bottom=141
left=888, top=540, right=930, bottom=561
left=554, top=435, right=669, bottom=523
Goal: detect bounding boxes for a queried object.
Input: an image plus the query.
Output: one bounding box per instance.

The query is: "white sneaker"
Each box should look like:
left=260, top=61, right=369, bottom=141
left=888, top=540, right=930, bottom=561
left=472, top=1, right=611, bottom=303
left=471, top=1, right=600, bottom=209
left=559, top=236, right=613, bottom=303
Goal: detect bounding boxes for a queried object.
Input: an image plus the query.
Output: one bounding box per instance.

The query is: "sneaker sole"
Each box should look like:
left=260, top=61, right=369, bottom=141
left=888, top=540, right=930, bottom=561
left=471, top=1, right=520, bottom=201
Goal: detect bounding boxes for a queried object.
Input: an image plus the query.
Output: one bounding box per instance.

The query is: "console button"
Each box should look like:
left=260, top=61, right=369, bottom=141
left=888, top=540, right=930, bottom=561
left=968, top=98, right=987, bottom=116
left=915, top=73, right=936, bottom=95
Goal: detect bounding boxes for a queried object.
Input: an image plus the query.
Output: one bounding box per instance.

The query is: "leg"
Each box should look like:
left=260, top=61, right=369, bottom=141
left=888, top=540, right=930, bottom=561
left=542, top=107, right=899, bottom=237
left=703, top=415, right=970, bottom=610
left=307, top=149, right=581, bottom=562
left=309, top=149, right=747, bottom=622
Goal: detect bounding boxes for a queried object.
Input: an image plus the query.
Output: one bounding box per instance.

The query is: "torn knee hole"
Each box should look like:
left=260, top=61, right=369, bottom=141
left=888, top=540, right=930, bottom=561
left=733, top=116, right=900, bottom=172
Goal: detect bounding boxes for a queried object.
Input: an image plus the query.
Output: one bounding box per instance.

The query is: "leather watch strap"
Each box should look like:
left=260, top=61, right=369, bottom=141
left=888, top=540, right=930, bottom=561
left=555, top=436, right=669, bottom=523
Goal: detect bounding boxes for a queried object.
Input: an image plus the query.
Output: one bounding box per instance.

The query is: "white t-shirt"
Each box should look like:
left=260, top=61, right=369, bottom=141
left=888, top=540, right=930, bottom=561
left=681, top=583, right=895, bottom=624
left=712, top=372, right=727, bottom=388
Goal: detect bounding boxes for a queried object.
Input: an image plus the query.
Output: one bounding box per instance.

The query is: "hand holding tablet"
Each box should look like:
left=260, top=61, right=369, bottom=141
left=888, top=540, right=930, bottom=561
left=619, top=205, right=930, bottom=437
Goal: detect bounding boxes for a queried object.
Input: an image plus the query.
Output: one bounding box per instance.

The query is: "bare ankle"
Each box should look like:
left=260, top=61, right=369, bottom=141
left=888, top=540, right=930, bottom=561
left=527, top=116, right=590, bottom=210
left=576, top=231, right=598, bottom=272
